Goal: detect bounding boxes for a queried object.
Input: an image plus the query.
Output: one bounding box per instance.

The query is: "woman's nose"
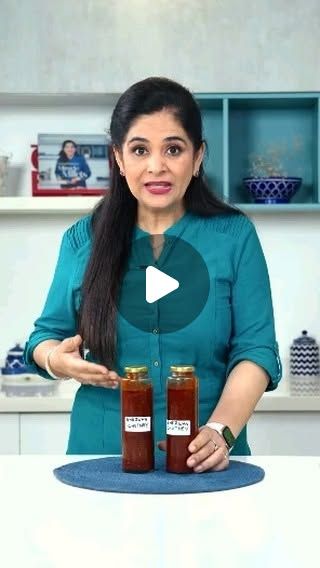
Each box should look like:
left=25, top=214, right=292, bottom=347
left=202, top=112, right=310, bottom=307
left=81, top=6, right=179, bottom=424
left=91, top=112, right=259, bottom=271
left=147, top=153, right=167, bottom=174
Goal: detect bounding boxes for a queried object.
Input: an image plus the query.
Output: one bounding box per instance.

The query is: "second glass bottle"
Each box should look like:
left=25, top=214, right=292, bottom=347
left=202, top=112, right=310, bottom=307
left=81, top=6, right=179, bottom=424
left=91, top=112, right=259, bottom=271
left=166, top=365, right=199, bottom=473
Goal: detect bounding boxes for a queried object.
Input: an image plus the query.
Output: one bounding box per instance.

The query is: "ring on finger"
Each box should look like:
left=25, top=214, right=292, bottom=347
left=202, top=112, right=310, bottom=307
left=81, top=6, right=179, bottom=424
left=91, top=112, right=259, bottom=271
left=209, top=439, right=219, bottom=453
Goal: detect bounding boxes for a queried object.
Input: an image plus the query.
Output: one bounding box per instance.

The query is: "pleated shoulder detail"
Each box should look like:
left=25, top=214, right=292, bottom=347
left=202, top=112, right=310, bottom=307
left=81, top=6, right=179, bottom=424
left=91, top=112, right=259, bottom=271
left=194, top=212, right=253, bottom=240
left=211, top=213, right=253, bottom=238
left=66, top=214, right=93, bottom=251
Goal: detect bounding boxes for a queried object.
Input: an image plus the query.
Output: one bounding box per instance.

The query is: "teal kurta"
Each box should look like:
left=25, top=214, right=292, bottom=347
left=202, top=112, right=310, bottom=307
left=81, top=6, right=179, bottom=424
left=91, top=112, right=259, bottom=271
left=24, top=211, right=282, bottom=456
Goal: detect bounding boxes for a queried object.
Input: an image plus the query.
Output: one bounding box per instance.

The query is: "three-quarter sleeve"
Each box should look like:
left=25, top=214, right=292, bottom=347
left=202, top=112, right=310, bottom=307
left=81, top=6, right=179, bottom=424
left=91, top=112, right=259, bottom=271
left=24, top=231, right=78, bottom=379
left=226, top=219, right=282, bottom=391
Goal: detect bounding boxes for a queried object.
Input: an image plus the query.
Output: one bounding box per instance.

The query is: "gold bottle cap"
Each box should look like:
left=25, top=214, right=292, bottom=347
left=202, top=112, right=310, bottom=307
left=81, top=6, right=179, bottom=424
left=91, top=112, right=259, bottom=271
left=170, top=365, right=195, bottom=373
left=124, top=365, right=148, bottom=374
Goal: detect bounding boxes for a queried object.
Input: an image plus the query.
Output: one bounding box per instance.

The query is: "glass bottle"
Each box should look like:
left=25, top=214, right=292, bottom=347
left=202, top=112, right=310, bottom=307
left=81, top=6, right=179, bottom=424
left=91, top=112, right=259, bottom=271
left=121, top=365, right=154, bottom=473
left=166, top=365, right=199, bottom=473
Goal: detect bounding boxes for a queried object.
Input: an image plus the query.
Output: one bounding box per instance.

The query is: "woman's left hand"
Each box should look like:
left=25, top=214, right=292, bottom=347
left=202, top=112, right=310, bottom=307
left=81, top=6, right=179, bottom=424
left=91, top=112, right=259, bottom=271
left=186, top=425, right=230, bottom=472
left=157, top=424, right=229, bottom=473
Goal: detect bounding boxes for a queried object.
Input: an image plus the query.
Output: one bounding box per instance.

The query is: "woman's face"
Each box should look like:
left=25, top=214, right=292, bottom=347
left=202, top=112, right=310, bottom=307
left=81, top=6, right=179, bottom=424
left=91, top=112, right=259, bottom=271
left=64, top=143, right=76, bottom=159
left=114, top=109, right=204, bottom=213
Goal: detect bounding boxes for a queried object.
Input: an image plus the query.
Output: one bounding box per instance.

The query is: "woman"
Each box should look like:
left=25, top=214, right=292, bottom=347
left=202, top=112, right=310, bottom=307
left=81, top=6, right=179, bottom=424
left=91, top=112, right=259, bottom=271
left=25, top=77, right=281, bottom=472
left=55, top=139, right=91, bottom=189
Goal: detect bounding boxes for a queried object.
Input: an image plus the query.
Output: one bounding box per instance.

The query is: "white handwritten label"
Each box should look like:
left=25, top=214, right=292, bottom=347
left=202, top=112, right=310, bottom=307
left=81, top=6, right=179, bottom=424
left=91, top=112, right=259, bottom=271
left=125, top=416, right=151, bottom=432
left=166, top=419, right=191, bottom=436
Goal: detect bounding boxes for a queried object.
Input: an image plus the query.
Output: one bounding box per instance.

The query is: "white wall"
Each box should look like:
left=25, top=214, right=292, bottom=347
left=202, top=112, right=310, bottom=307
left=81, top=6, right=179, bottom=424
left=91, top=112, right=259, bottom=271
left=0, top=0, right=319, bottom=93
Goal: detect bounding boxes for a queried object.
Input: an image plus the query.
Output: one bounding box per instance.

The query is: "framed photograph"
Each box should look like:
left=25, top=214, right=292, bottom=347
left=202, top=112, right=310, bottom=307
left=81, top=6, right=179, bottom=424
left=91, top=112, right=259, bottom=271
left=32, top=133, right=111, bottom=196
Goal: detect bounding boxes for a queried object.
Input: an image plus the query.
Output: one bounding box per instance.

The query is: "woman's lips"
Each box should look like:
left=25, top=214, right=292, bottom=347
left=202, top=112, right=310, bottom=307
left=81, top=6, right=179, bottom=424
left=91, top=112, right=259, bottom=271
left=144, top=182, right=172, bottom=195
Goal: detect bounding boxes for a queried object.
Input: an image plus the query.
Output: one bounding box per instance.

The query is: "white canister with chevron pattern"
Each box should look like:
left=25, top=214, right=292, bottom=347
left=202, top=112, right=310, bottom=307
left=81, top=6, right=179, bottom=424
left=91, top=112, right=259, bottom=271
left=290, top=330, right=320, bottom=396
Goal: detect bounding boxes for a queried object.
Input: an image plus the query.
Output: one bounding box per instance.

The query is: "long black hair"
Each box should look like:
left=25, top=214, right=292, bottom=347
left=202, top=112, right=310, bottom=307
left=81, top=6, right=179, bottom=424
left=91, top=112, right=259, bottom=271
left=79, top=77, right=243, bottom=367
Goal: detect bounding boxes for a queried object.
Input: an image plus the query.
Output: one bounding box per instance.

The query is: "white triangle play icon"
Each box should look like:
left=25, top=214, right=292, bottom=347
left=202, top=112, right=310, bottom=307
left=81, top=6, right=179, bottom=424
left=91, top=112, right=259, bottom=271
left=146, top=266, right=179, bottom=303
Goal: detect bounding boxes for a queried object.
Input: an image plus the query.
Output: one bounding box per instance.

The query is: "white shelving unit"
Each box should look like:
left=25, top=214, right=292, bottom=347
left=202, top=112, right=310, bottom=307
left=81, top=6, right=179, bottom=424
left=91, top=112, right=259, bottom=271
left=0, top=196, right=102, bottom=214
left=2, top=197, right=320, bottom=215
left=1, top=90, right=319, bottom=418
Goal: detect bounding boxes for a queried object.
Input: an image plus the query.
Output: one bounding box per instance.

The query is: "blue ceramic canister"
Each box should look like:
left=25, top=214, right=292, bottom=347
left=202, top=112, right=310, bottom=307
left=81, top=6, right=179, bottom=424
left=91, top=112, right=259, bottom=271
left=0, top=343, right=59, bottom=397
left=1, top=343, right=28, bottom=375
left=289, top=331, right=320, bottom=396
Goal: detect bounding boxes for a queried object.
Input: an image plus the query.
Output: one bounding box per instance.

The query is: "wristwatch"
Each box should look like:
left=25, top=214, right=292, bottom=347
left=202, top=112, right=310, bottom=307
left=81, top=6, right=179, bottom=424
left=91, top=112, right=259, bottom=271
left=205, top=421, right=235, bottom=450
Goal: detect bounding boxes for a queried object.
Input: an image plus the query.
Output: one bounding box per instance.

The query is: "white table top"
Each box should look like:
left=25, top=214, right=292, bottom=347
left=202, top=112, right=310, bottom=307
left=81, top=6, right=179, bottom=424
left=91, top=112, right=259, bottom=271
left=0, top=455, right=319, bottom=568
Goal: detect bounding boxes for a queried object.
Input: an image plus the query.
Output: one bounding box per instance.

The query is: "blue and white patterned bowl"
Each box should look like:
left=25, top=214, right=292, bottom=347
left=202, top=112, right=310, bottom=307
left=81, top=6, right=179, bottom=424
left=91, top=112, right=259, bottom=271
left=243, top=177, right=302, bottom=204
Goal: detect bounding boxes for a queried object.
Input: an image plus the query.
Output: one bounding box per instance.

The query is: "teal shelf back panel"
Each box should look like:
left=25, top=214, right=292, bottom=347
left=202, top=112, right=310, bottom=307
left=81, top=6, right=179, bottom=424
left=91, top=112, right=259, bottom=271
left=228, top=98, right=319, bottom=204
left=226, top=97, right=317, bottom=109
left=222, top=99, right=229, bottom=200
left=197, top=100, right=223, bottom=199
left=317, top=98, right=320, bottom=203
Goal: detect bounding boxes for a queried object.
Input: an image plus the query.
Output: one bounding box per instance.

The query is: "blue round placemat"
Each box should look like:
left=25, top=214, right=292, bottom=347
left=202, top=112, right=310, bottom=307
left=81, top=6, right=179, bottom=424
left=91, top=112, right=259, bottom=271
left=53, top=455, right=265, bottom=494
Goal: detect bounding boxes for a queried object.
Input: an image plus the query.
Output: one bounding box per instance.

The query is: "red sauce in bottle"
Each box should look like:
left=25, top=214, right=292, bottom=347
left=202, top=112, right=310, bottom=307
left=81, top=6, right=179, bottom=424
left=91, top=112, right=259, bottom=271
left=121, top=366, right=154, bottom=473
left=166, top=365, right=199, bottom=473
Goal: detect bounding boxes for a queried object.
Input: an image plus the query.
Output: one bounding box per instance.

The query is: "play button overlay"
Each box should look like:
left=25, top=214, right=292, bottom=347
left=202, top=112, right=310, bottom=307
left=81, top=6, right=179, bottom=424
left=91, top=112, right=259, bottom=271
left=117, top=234, right=210, bottom=333
left=146, top=266, right=179, bottom=303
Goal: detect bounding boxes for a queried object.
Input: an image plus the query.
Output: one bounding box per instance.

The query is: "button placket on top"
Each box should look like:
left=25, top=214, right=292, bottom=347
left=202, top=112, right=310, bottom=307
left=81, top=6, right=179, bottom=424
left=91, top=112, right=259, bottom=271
left=149, top=302, right=163, bottom=394
left=134, top=215, right=191, bottom=397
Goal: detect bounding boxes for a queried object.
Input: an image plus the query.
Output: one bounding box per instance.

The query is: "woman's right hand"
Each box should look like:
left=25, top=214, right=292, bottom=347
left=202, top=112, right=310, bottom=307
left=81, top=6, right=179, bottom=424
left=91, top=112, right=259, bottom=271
left=48, top=334, right=120, bottom=389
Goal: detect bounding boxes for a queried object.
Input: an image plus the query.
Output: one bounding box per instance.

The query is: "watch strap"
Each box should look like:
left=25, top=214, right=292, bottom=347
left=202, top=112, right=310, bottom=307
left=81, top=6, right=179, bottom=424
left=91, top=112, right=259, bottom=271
left=205, top=421, right=235, bottom=450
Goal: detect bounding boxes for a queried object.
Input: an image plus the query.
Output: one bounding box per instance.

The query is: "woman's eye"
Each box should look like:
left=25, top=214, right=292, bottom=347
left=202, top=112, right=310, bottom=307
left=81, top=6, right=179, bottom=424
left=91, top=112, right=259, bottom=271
left=167, top=145, right=182, bottom=156
left=133, top=146, right=147, bottom=156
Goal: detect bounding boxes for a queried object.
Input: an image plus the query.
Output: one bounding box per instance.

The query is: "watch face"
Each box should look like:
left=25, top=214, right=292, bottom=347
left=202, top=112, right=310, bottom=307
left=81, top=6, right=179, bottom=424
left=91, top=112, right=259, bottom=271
left=223, top=426, right=235, bottom=449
